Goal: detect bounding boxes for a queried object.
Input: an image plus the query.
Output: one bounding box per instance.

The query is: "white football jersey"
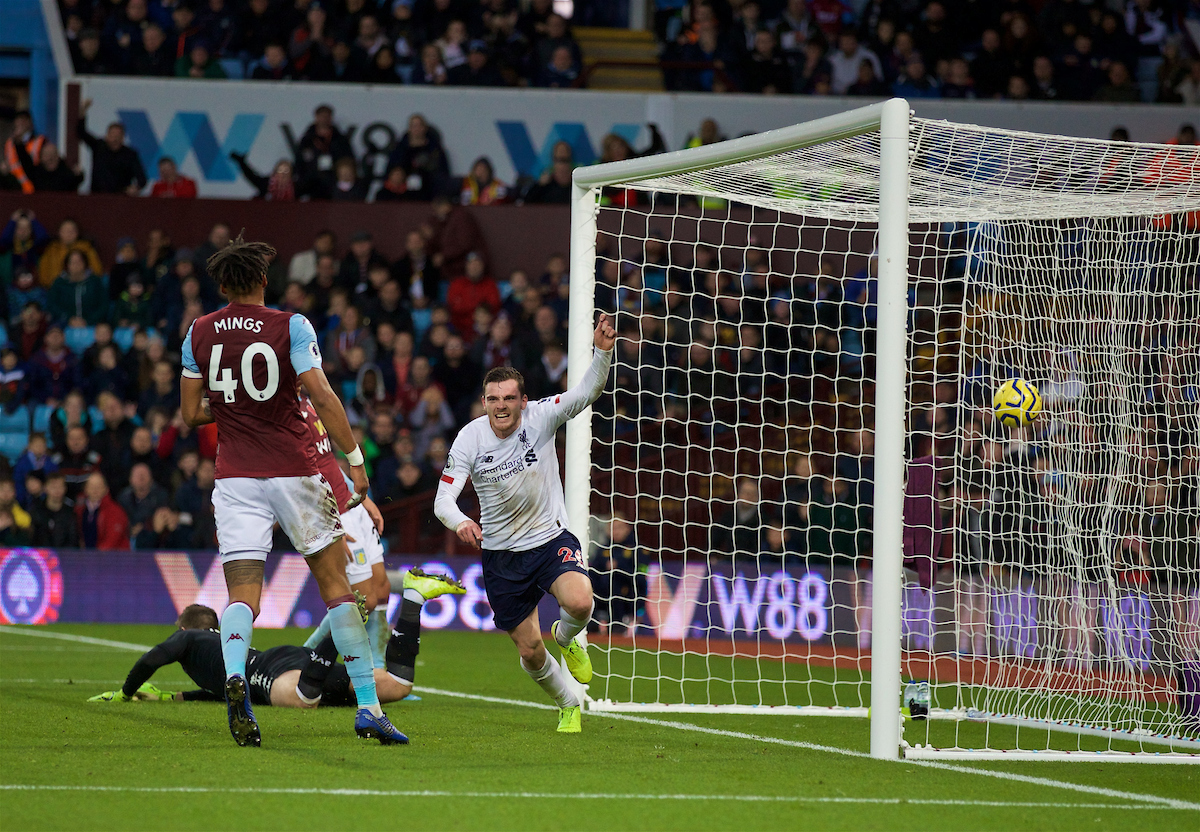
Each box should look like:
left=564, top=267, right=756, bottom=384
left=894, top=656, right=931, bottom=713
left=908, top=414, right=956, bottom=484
left=435, top=347, right=612, bottom=552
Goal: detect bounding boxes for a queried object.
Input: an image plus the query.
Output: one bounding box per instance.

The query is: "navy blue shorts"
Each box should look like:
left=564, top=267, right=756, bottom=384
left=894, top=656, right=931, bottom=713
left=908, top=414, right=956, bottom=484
left=482, top=529, right=587, bottom=632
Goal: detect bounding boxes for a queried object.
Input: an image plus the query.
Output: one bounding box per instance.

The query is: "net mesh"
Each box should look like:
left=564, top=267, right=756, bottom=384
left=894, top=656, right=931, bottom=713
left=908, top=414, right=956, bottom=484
left=583, top=118, right=1200, bottom=755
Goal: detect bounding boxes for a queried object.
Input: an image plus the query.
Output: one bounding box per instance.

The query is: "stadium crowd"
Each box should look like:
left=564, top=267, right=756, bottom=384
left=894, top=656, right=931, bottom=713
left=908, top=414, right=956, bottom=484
left=0, top=198, right=591, bottom=550
left=53, top=0, right=1200, bottom=103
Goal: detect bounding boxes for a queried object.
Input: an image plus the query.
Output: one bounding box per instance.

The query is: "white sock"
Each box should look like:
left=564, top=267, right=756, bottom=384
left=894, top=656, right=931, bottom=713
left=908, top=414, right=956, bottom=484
left=554, top=607, right=590, bottom=647
left=402, top=588, right=424, bottom=605
left=521, top=652, right=579, bottom=708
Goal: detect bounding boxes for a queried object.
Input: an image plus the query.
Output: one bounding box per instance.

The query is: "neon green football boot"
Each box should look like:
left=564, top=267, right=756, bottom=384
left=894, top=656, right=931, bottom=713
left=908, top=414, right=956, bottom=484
left=403, top=568, right=467, bottom=600
left=557, top=705, right=581, bottom=733
left=551, top=620, right=593, bottom=684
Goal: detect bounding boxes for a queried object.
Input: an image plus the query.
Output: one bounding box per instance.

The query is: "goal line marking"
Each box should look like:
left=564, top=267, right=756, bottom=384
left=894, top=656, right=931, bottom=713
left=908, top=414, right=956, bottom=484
left=3, top=626, right=1196, bottom=813
left=0, top=783, right=1184, bottom=811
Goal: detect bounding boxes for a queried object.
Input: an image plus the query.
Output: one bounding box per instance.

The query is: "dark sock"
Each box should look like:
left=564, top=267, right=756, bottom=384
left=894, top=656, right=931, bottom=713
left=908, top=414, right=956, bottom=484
left=297, top=636, right=337, bottom=702
left=385, top=596, right=422, bottom=684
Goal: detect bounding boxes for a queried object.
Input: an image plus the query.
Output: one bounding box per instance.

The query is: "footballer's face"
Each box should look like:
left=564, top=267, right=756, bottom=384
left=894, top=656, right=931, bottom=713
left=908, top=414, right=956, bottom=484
left=483, top=380, right=527, bottom=438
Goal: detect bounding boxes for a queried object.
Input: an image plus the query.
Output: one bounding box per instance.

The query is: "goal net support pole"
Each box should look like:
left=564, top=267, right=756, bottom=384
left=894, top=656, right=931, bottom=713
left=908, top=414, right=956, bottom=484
left=869, top=98, right=911, bottom=760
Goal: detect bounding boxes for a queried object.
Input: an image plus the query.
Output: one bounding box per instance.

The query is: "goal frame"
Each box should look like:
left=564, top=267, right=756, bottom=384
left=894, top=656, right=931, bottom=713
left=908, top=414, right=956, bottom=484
left=565, top=99, right=909, bottom=761
left=563, top=98, right=1200, bottom=764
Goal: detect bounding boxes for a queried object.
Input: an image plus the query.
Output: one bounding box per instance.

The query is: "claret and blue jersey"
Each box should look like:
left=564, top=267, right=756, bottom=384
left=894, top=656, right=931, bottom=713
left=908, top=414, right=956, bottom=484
left=181, top=304, right=324, bottom=479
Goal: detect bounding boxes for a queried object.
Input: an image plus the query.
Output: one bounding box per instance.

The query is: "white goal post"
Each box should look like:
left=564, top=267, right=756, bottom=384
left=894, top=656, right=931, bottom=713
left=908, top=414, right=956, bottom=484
left=564, top=99, right=1200, bottom=763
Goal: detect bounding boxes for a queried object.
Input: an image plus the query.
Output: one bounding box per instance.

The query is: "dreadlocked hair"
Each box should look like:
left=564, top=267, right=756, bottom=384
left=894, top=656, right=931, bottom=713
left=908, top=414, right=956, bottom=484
left=206, top=232, right=275, bottom=296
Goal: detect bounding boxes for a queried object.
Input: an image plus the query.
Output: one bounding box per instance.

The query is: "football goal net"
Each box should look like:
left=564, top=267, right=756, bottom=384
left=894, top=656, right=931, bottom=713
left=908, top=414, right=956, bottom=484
left=563, top=99, right=1200, bottom=762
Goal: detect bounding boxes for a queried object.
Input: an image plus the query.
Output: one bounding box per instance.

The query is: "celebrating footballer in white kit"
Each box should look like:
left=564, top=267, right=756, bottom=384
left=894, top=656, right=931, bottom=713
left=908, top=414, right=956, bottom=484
left=434, top=313, right=616, bottom=733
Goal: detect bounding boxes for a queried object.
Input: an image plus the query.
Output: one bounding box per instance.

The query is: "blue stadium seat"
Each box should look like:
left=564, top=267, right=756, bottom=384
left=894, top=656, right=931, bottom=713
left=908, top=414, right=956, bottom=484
left=113, top=326, right=136, bottom=353
left=340, top=379, right=357, bottom=402
left=88, top=405, right=104, bottom=432
left=0, top=322, right=8, bottom=350
left=64, top=326, right=96, bottom=355
left=0, top=431, right=29, bottom=463
left=32, top=404, right=53, bottom=436
left=0, top=405, right=30, bottom=434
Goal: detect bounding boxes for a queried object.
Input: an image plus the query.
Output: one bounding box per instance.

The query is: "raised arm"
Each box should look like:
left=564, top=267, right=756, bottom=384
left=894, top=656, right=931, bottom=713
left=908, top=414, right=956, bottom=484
left=119, top=631, right=190, bottom=699
left=545, top=313, right=616, bottom=428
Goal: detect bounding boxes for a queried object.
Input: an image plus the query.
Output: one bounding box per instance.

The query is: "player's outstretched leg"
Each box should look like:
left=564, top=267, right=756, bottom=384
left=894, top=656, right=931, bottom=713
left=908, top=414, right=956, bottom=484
left=296, top=636, right=337, bottom=705
left=385, top=569, right=466, bottom=686
left=549, top=572, right=595, bottom=685
left=220, top=599, right=260, bottom=747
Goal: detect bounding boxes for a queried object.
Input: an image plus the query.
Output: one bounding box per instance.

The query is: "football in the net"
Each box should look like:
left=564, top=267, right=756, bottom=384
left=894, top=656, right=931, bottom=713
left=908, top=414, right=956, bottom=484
left=992, top=378, right=1043, bottom=428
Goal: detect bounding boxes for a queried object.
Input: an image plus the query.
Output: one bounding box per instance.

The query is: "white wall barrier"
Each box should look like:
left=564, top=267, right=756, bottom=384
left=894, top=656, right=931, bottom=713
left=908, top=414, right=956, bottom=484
left=71, top=76, right=1197, bottom=199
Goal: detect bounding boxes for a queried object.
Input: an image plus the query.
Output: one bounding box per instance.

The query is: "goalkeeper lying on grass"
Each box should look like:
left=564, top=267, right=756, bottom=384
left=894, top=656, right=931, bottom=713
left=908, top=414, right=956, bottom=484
left=89, top=574, right=460, bottom=707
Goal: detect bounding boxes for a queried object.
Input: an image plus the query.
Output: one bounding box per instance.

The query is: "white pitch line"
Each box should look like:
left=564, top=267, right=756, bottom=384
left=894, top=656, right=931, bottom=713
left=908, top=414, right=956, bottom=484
left=2, top=679, right=192, bottom=686
left=0, top=783, right=1185, bottom=811
left=4, top=626, right=1197, bottom=813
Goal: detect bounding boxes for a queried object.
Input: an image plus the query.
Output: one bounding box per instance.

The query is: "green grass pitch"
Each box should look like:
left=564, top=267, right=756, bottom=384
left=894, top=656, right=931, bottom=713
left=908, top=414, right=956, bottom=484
left=1, top=624, right=1196, bottom=831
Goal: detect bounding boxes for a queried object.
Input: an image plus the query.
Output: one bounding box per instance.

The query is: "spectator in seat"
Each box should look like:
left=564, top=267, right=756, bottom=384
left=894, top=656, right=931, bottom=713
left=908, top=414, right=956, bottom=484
left=29, top=142, right=85, bottom=193
left=92, top=391, right=136, bottom=489
left=939, top=58, right=975, bottom=98
left=411, top=42, right=449, bottom=85
left=0, top=477, right=33, bottom=543
left=132, top=24, right=175, bottom=77
left=290, top=3, right=335, bottom=81
left=83, top=344, right=130, bottom=401
left=1, top=209, right=50, bottom=283
left=449, top=40, right=504, bottom=86
left=37, top=218, right=103, bottom=288
left=238, top=0, right=286, bottom=60
left=147, top=156, right=197, bottom=197
left=460, top=157, right=509, bottom=205
left=374, top=165, right=417, bottom=201
left=338, top=230, right=388, bottom=294
left=523, top=339, right=568, bottom=400
left=251, top=41, right=294, bottom=79
left=114, top=275, right=154, bottom=329
left=431, top=333, right=481, bottom=423
left=446, top=252, right=500, bottom=337
left=387, top=114, right=450, bottom=201
left=427, top=195, right=488, bottom=276
left=30, top=472, right=79, bottom=547
left=76, top=471, right=130, bottom=549
left=365, top=45, right=404, bottom=84
left=296, top=104, right=353, bottom=198
left=537, top=44, right=580, bottom=87
left=13, top=433, right=57, bottom=504
left=828, top=31, right=883, bottom=95
left=847, top=57, right=891, bottom=95
left=0, top=348, right=29, bottom=413
left=173, top=456, right=216, bottom=546
left=230, top=154, right=316, bottom=201
left=388, top=459, right=431, bottom=500
left=1176, top=59, right=1200, bottom=106
left=123, top=425, right=170, bottom=487
left=49, top=389, right=92, bottom=449
left=147, top=505, right=200, bottom=548
left=712, top=478, right=768, bottom=565
left=176, top=42, right=227, bottom=78
left=1094, top=61, right=1140, bottom=102
left=3, top=109, right=45, bottom=195
left=138, top=359, right=179, bottom=417
left=407, top=384, right=455, bottom=461
left=589, top=513, right=641, bottom=632
left=391, top=230, right=441, bottom=308
left=288, top=229, right=336, bottom=285
left=72, top=28, right=112, bottom=74
left=48, top=250, right=108, bottom=326
left=523, top=150, right=573, bottom=204
left=970, top=29, right=1010, bottom=98
left=118, top=462, right=169, bottom=548
left=54, top=425, right=100, bottom=500
left=27, top=326, right=79, bottom=405
left=739, top=29, right=792, bottom=94
left=8, top=273, right=47, bottom=333
left=77, top=99, right=147, bottom=195
left=330, top=156, right=369, bottom=201
left=324, top=304, right=376, bottom=374
left=892, top=53, right=941, bottom=98
left=363, top=280, right=413, bottom=334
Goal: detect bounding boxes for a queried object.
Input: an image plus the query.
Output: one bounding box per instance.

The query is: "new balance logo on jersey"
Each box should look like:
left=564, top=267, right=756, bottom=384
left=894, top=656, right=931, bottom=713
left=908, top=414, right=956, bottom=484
left=480, top=455, right=493, bottom=463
